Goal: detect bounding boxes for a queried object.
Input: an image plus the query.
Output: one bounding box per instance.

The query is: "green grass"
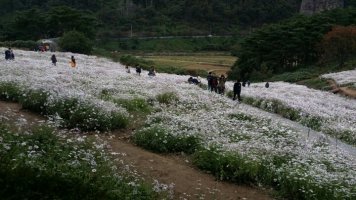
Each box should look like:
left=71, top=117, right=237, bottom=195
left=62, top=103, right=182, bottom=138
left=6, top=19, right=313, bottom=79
left=132, top=126, right=201, bottom=154
left=0, top=124, right=160, bottom=199
left=95, top=37, right=239, bottom=52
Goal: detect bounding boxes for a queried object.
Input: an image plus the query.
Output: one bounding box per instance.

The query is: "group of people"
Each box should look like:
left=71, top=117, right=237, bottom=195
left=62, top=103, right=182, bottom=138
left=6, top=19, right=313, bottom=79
left=207, top=72, right=227, bottom=95
left=126, top=65, right=156, bottom=77
left=4, top=48, right=76, bottom=68
left=4, top=48, right=15, bottom=60
left=51, top=54, right=76, bottom=67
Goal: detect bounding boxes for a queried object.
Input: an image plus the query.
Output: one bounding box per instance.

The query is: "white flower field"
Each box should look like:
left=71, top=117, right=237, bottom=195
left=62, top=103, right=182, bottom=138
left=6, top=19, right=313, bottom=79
left=0, top=48, right=355, bottom=199
left=225, top=81, right=356, bottom=144
left=322, top=69, right=356, bottom=86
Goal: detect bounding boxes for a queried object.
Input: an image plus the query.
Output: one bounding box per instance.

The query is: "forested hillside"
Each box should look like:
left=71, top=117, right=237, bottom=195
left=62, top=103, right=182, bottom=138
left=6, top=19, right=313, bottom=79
left=0, top=0, right=303, bottom=40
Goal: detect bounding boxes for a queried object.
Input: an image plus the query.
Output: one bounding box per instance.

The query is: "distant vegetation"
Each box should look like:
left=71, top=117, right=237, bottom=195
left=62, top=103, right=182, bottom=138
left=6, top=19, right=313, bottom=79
left=229, top=8, right=356, bottom=81
left=0, top=0, right=302, bottom=40
left=1, top=0, right=355, bottom=82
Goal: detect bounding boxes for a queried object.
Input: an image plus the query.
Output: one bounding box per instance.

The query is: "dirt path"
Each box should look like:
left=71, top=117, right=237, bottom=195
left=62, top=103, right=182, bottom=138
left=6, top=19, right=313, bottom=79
left=107, top=134, right=272, bottom=200
left=0, top=101, right=272, bottom=200
left=327, top=79, right=356, bottom=99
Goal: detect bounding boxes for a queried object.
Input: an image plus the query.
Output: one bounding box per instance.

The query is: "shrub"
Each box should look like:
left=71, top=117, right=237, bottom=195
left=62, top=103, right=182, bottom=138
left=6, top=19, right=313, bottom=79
left=0, top=82, right=23, bottom=101
left=119, top=55, right=153, bottom=71
left=0, top=40, right=38, bottom=49
left=300, top=116, right=323, bottom=130
left=156, top=92, right=179, bottom=105
left=132, top=126, right=201, bottom=154
left=59, top=31, right=92, bottom=54
left=0, top=83, right=128, bottom=131
left=228, top=113, right=253, bottom=121
left=47, top=98, right=128, bottom=131
left=19, top=89, right=50, bottom=114
left=112, top=98, right=152, bottom=113
left=193, top=147, right=261, bottom=183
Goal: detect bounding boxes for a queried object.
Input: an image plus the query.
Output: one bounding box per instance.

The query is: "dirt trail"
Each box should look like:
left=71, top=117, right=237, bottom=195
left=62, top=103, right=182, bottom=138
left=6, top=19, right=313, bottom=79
left=107, top=134, right=272, bottom=200
left=0, top=101, right=272, bottom=200
left=327, top=79, right=356, bottom=99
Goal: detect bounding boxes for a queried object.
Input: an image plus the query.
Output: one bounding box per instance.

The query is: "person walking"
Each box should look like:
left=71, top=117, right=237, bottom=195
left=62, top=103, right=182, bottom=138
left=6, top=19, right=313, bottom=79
left=51, top=54, right=57, bottom=66
left=233, top=79, right=242, bottom=101
left=70, top=56, right=76, bottom=68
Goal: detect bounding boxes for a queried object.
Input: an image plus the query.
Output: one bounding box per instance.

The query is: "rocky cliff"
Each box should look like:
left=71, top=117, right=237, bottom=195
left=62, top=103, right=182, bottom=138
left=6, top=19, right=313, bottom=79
left=300, top=0, right=344, bottom=15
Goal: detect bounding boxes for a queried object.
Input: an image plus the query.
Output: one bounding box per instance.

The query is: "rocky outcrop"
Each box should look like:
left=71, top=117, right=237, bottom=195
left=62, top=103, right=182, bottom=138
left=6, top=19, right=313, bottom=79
left=300, top=0, right=344, bottom=15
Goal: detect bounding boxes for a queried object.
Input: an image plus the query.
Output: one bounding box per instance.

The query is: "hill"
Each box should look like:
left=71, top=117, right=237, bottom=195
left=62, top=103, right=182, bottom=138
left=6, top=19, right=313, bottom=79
left=0, top=0, right=302, bottom=40
left=0, top=48, right=355, bottom=199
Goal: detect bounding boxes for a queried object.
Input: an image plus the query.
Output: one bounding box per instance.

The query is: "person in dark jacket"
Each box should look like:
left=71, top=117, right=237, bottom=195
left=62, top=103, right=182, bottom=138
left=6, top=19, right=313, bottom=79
left=265, top=82, right=269, bottom=88
left=135, top=65, right=141, bottom=76
left=233, top=79, right=242, bottom=101
left=5, top=48, right=11, bottom=60
left=10, top=49, right=15, bottom=60
left=51, top=54, right=57, bottom=66
left=207, top=72, right=213, bottom=91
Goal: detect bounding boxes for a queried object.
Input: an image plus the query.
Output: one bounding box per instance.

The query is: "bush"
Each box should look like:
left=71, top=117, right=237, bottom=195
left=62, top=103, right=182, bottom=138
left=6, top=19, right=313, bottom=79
left=19, top=89, right=50, bottom=114
left=59, top=31, right=92, bottom=54
left=47, top=98, right=128, bottom=131
left=132, top=126, right=201, bottom=154
left=0, top=82, right=127, bottom=131
left=0, top=40, right=38, bottom=50
left=156, top=92, right=179, bottom=105
left=0, top=82, right=23, bottom=101
left=119, top=55, right=153, bottom=71
left=112, top=98, right=152, bottom=113
left=193, top=147, right=261, bottom=183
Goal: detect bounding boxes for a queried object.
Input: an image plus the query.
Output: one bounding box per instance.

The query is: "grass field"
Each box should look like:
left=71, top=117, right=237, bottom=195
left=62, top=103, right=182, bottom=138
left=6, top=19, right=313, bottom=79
left=143, top=55, right=236, bottom=76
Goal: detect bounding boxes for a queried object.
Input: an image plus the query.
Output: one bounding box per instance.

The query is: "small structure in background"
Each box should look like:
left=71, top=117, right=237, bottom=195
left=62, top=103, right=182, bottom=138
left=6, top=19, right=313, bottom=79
left=37, top=39, right=58, bottom=52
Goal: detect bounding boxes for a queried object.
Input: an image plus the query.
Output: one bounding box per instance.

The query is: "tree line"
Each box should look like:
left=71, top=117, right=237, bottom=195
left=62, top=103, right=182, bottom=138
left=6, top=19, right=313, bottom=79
left=0, top=0, right=303, bottom=40
left=228, top=8, right=356, bottom=81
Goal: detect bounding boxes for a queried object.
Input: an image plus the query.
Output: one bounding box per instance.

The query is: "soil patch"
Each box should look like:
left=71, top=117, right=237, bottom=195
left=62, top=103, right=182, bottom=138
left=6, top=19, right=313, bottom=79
left=327, top=79, right=356, bottom=99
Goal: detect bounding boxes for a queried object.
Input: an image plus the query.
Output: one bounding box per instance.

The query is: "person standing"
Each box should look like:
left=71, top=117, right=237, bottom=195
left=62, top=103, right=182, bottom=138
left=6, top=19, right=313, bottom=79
left=233, top=79, right=242, bottom=101
left=125, top=65, right=131, bottom=73
left=51, top=54, right=57, bottom=66
left=70, top=56, right=76, bottom=68
left=135, top=65, right=141, bottom=76
left=10, top=48, right=15, bottom=60
left=265, top=82, right=269, bottom=88
left=218, top=75, right=226, bottom=95
left=207, top=72, right=213, bottom=91
left=4, top=48, right=11, bottom=60
left=148, top=66, right=156, bottom=76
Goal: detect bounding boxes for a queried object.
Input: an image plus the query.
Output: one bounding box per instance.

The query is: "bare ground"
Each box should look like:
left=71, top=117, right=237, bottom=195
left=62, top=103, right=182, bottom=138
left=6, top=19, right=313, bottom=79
left=0, top=101, right=273, bottom=200
left=327, top=79, right=356, bottom=99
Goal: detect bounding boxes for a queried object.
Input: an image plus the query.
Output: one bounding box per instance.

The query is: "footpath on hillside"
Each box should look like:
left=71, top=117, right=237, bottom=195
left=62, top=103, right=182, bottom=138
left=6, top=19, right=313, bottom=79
left=328, top=79, right=356, bottom=99
left=0, top=101, right=272, bottom=200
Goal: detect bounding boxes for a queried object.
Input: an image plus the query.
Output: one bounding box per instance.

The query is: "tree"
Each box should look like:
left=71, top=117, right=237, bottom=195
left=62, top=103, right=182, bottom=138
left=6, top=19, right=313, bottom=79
left=46, top=6, right=97, bottom=39
left=319, top=26, right=356, bottom=66
left=7, top=8, right=46, bottom=40
left=59, top=31, right=92, bottom=54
